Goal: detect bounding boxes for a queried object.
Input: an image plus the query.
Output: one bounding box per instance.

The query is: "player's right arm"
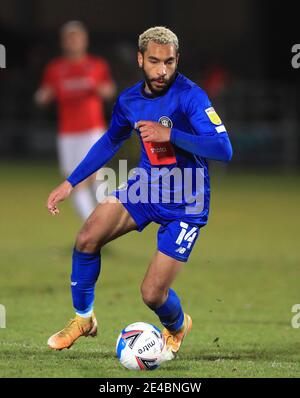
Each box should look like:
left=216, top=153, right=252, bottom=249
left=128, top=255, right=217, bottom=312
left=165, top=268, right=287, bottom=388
left=46, top=97, right=132, bottom=215
left=34, top=62, right=56, bottom=107
left=95, top=59, right=117, bottom=101
left=34, top=86, right=55, bottom=106
left=47, top=180, right=73, bottom=215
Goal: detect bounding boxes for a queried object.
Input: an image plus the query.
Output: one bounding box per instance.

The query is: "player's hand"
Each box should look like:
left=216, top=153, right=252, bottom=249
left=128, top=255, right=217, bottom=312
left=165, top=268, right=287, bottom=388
left=34, top=86, right=55, bottom=107
left=46, top=180, right=73, bottom=216
left=136, top=120, right=171, bottom=143
left=97, top=82, right=117, bottom=100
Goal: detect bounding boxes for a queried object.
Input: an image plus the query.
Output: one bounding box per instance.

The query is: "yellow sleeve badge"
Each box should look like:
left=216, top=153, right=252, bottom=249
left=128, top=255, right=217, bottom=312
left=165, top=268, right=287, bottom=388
left=204, top=107, right=222, bottom=125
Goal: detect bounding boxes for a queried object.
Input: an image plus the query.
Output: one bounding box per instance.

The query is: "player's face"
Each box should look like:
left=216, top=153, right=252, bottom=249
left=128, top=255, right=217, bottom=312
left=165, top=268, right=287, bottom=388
left=61, top=29, right=88, bottom=57
left=138, top=41, right=179, bottom=95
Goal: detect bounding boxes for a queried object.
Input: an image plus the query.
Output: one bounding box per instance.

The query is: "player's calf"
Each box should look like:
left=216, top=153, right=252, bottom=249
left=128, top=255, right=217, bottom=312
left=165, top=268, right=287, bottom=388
left=140, top=285, right=168, bottom=309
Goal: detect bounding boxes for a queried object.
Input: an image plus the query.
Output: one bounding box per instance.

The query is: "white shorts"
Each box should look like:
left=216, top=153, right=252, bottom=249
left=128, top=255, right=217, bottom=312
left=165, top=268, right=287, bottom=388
left=57, top=128, right=105, bottom=177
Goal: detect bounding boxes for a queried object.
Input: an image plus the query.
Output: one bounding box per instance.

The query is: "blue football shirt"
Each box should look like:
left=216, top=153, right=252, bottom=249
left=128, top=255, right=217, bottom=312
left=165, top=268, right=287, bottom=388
left=108, top=72, right=228, bottom=225
left=67, top=72, right=232, bottom=227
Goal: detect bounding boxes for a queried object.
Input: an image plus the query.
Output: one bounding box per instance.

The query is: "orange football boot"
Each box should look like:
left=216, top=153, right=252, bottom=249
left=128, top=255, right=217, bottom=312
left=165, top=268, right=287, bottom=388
left=162, top=313, right=192, bottom=357
left=47, top=313, right=97, bottom=350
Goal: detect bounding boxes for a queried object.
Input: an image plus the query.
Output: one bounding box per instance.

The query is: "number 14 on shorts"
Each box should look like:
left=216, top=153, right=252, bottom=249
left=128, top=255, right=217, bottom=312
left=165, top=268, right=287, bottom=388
left=175, top=222, right=198, bottom=254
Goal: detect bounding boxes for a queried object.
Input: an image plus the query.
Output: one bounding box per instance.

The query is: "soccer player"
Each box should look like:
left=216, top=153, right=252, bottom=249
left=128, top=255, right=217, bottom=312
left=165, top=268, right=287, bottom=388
left=46, top=27, right=233, bottom=358
left=36, top=20, right=116, bottom=220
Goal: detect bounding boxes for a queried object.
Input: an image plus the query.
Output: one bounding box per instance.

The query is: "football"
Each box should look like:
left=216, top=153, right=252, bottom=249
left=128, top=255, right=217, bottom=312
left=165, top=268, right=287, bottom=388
left=116, top=322, right=166, bottom=370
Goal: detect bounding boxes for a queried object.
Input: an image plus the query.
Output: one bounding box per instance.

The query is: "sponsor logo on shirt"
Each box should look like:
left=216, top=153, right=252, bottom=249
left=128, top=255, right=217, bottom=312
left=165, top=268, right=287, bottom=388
left=150, top=147, right=167, bottom=153
left=63, top=77, right=94, bottom=91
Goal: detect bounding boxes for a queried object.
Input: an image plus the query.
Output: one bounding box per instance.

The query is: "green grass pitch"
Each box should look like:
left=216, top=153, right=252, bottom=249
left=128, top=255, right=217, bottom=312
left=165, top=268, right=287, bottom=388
left=0, top=161, right=299, bottom=378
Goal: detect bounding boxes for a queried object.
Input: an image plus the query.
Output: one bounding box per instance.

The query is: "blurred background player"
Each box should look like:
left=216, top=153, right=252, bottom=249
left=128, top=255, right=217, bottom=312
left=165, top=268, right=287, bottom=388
left=35, top=20, right=116, bottom=220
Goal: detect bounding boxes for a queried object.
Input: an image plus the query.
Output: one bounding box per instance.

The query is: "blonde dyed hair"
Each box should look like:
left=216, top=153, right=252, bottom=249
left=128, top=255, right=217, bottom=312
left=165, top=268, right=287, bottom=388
left=138, top=26, right=179, bottom=54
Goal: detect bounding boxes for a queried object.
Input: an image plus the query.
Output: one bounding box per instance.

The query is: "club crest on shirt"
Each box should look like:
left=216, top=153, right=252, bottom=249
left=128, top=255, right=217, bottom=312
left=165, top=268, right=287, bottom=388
left=204, top=107, right=222, bottom=125
left=158, top=116, right=173, bottom=128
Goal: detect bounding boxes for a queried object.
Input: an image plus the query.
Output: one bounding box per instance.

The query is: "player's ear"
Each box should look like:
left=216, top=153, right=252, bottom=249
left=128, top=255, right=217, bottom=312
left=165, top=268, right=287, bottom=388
left=137, top=51, right=143, bottom=68
left=176, top=52, right=180, bottom=65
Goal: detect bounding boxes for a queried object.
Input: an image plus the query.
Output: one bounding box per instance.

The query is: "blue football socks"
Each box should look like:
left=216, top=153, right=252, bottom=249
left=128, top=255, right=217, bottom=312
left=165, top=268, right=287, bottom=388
left=71, top=248, right=101, bottom=317
left=153, top=288, right=184, bottom=332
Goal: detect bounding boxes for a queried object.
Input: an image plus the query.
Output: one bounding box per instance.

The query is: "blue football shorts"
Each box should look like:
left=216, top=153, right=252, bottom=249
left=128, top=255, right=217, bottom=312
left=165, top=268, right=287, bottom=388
left=110, top=182, right=202, bottom=262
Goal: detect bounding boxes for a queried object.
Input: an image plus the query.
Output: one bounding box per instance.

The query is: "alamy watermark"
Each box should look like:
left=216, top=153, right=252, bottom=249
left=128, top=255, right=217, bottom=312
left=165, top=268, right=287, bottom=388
left=0, top=304, right=6, bottom=328
left=291, top=304, right=300, bottom=328
left=95, top=160, right=205, bottom=215
left=0, top=44, right=6, bottom=69
left=291, top=44, right=300, bottom=69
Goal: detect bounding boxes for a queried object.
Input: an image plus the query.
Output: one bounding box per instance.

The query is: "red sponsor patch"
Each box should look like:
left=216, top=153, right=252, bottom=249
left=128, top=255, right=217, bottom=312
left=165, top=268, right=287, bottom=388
left=143, top=141, right=177, bottom=165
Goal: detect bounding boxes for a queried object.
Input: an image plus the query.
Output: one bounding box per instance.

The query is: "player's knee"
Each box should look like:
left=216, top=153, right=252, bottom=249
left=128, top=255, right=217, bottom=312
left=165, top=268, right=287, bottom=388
left=141, top=284, right=167, bottom=309
left=75, top=227, right=101, bottom=253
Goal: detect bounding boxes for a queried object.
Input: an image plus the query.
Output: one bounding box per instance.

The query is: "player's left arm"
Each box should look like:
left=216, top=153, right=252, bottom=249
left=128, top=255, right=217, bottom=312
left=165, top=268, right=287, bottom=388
left=95, top=59, right=116, bottom=100
left=170, top=87, right=233, bottom=162
left=137, top=87, right=233, bottom=162
left=34, top=63, right=56, bottom=106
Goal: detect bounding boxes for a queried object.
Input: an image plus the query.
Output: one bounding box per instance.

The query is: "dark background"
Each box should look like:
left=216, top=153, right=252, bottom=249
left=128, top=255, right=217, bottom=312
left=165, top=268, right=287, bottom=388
left=1, top=1, right=300, bottom=379
left=0, top=0, right=299, bottom=169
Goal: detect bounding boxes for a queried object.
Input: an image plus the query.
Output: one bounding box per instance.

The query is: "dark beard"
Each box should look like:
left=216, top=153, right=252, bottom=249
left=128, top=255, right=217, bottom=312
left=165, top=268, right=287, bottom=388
left=142, top=67, right=177, bottom=97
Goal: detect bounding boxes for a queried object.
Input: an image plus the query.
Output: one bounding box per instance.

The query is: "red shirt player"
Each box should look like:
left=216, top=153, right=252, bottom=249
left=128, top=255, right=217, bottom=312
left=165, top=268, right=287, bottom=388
left=35, top=20, right=116, bottom=220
